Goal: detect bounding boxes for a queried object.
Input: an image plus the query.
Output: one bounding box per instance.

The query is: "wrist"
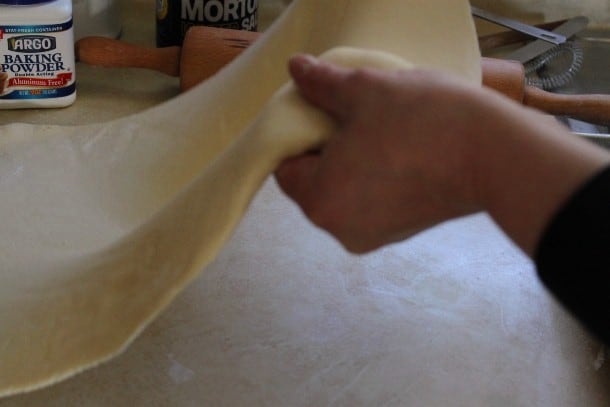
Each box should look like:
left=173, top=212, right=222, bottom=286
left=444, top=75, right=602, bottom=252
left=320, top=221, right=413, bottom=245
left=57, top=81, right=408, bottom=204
left=470, top=95, right=610, bottom=256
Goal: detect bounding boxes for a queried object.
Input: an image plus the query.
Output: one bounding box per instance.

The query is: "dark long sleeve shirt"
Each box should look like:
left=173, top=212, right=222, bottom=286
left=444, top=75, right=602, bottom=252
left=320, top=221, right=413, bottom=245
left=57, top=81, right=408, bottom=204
left=535, top=166, right=610, bottom=344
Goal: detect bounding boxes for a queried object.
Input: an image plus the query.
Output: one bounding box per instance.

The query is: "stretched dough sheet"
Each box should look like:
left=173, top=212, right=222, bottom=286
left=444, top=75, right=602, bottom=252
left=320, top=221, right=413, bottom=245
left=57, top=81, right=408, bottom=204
left=0, top=0, right=480, bottom=397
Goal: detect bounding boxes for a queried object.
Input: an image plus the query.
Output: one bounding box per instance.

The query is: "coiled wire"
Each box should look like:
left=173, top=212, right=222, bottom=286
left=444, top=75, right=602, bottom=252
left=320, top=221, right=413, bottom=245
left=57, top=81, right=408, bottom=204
left=524, top=41, right=584, bottom=90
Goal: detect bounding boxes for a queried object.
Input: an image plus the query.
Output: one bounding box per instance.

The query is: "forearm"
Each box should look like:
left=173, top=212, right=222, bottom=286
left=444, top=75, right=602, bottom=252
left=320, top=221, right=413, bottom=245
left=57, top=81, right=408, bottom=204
left=280, top=55, right=610, bottom=255
left=471, top=93, right=610, bottom=256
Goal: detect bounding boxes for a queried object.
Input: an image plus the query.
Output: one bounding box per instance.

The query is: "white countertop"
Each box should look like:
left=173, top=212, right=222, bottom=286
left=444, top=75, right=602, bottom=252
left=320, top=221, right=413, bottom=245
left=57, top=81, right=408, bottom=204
left=0, top=1, right=608, bottom=406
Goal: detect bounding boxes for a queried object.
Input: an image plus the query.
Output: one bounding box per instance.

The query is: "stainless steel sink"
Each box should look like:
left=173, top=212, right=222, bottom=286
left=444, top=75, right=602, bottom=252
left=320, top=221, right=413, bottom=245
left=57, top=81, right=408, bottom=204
left=547, top=28, right=610, bottom=148
left=484, top=26, right=610, bottom=149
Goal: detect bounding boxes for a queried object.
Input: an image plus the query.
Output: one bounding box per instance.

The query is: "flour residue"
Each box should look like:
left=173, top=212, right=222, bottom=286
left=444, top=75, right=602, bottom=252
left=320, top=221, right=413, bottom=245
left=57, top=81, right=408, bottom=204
left=167, top=353, right=195, bottom=384
left=593, top=346, right=606, bottom=371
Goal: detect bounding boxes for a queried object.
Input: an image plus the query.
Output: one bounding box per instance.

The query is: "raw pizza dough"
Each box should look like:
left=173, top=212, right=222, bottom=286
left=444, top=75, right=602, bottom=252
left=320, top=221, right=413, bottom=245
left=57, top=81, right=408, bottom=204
left=0, top=0, right=480, bottom=397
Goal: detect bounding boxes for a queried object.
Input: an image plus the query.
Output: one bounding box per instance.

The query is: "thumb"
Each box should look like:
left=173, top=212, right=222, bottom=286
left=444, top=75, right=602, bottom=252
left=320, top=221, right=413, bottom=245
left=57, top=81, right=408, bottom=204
left=275, top=153, right=320, bottom=207
left=288, top=54, right=352, bottom=121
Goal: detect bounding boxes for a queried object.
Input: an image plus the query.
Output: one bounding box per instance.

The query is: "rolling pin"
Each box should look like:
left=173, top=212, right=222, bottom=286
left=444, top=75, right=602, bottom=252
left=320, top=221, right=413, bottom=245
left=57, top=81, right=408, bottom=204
left=76, top=26, right=610, bottom=125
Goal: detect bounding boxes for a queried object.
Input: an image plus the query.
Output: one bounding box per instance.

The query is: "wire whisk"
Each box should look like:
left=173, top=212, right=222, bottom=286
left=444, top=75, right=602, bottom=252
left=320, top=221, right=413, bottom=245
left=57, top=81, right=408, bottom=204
left=524, top=41, right=584, bottom=90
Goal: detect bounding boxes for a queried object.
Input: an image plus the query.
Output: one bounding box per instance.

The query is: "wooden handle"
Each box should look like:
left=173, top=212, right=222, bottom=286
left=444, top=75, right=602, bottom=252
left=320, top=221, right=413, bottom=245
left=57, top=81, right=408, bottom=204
left=480, top=58, right=610, bottom=125
left=481, top=57, right=526, bottom=102
left=75, top=36, right=181, bottom=77
left=179, top=26, right=261, bottom=91
left=524, top=86, right=610, bottom=125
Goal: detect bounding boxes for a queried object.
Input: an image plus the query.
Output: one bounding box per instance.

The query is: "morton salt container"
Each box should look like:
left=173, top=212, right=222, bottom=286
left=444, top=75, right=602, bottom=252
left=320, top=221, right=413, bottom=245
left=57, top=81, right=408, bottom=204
left=0, top=0, right=76, bottom=109
left=157, top=0, right=258, bottom=47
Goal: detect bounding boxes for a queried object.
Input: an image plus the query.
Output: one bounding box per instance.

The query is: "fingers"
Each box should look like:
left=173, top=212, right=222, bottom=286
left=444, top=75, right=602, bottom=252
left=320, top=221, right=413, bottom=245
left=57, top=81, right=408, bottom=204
left=288, top=54, right=353, bottom=121
left=277, top=55, right=344, bottom=211
left=275, top=153, right=320, bottom=206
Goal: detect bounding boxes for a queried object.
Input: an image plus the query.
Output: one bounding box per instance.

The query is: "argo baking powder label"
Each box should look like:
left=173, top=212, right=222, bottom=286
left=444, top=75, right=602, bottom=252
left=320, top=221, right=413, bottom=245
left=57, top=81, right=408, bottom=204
left=0, top=21, right=76, bottom=101
left=157, top=0, right=258, bottom=47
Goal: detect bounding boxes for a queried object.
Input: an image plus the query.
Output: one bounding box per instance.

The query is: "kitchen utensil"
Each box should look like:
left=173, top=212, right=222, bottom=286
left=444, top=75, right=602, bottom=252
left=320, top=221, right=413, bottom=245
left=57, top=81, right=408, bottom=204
left=503, top=16, right=589, bottom=64
left=498, top=17, right=590, bottom=92
left=523, top=41, right=584, bottom=90
left=482, top=58, right=610, bottom=124
left=76, top=27, right=256, bottom=91
left=76, top=26, right=610, bottom=125
left=478, top=19, right=567, bottom=52
left=471, top=6, right=566, bottom=45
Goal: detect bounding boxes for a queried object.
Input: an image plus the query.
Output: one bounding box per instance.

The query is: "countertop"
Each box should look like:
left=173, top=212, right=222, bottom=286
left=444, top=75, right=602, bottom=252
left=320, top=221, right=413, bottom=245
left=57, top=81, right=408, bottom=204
left=1, top=1, right=609, bottom=406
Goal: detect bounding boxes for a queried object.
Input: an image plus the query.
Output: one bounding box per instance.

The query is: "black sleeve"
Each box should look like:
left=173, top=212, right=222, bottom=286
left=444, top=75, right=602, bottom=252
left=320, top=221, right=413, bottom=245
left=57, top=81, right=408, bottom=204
left=535, top=165, right=610, bottom=344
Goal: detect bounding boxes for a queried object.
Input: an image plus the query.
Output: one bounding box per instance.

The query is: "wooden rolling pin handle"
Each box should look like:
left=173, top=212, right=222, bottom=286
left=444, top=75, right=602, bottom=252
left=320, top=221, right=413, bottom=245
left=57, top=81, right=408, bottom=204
left=75, top=36, right=181, bottom=77
left=481, top=58, right=610, bottom=125
left=480, top=57, right=525, bottom=102
left=524, top=86, right=610, bottom=125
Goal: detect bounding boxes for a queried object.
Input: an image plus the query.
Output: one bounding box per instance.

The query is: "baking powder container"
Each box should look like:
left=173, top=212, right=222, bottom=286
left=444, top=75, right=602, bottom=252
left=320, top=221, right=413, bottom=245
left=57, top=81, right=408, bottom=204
left=0, top=0, right=76, bottom=109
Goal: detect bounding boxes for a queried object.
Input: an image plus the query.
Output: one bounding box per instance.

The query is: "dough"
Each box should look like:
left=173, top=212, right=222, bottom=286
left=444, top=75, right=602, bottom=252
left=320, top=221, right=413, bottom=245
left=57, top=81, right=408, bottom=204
left=0, top=0, right=480, bottom=397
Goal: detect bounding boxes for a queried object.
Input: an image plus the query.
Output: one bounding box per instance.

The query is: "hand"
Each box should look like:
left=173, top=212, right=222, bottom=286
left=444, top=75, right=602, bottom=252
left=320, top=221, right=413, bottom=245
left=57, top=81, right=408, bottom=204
left=275, top=54, right=610, bottom=254
left=275, top=55, right=487, bottom=252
